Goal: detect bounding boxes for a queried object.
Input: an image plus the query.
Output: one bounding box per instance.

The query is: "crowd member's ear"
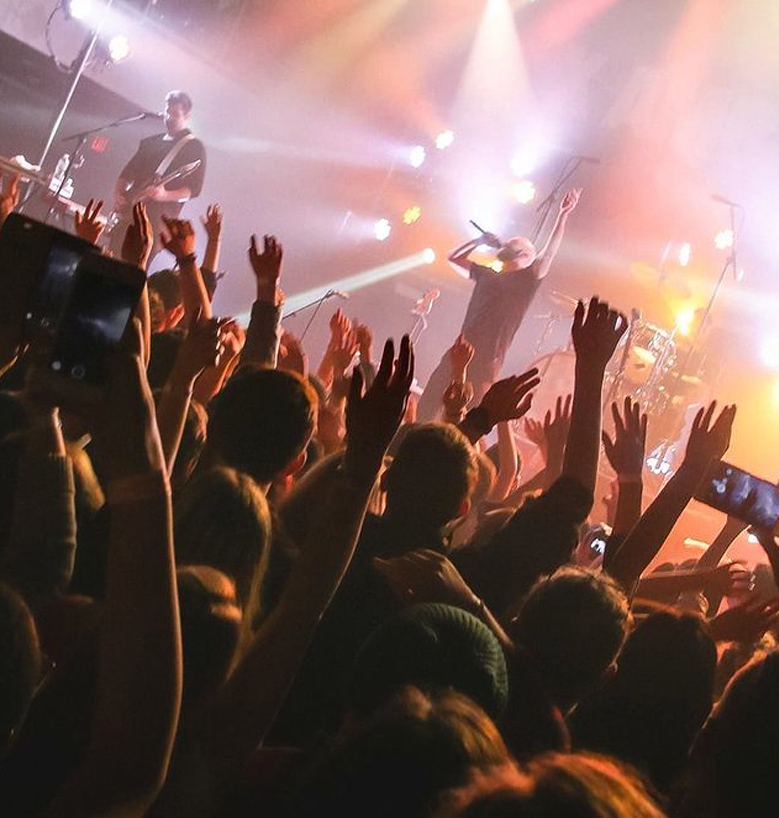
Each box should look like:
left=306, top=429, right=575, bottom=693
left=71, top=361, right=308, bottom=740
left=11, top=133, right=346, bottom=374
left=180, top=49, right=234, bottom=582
left=167, top=304, right=186, bottom=330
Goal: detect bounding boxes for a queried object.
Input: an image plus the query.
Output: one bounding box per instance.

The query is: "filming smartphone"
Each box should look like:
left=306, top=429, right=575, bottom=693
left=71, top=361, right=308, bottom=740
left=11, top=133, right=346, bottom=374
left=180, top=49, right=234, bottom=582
left=695, top=460, right=779, bottom=532
left=0, top=212, right=96, bottom=342
left=28, top=252, right=146, bottom=406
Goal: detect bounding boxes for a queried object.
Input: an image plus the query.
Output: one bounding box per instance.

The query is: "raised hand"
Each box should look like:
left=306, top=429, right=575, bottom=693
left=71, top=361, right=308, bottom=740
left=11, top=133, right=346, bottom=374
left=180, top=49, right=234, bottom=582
left=121, top=203, right=154, bottom=270
left=248, top=233, right=282, bottom=304
left=161, top=216, right=197, bottom=262
left=448, top=333, right=474, bottom=376
left=442, top=379, right=474, bottom=423
left=571, top=297, right=627, bottom=372
left=560, top=187, right=582, bottom=214
left=682, top=401, right=736, bottom=476
left=331, top=328, right=359, bottom=378
left=200, top=204, right=223, bottom=241
left=353, top=321, right=373, bottom=363
left=708, top=596, right=779, bottom=644
left=602, top=396, right=648, bottom=478
left=100, top=318, right=165, bottom=481
left=74, top=198, right=105, bottom=245
left=344, top=335, right=414, bottom=478
left=329, top=308, right=352, bottom=346
left=479, top=368, right=540, bottom=426
left=0, top=172, right=20, bottom=227
left=173, top=313, right=226, bottom=383
left=278, top=330, right=307, bottom=377
left=373, top=549, right=479, bottom=610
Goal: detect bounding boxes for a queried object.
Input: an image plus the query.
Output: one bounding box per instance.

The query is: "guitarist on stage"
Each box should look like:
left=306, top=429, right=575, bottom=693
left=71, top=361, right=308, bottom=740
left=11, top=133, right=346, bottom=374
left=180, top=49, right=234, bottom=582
left=110, top=90, right=206, bottom=258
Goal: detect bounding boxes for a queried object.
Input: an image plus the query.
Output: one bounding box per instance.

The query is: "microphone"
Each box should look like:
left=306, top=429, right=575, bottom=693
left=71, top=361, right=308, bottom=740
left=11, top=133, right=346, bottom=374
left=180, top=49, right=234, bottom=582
left=711, top=193, right=741, bottom=208
left=469, top=220, right=502, bottom=248
left=142, top=111, right=165, bottom=119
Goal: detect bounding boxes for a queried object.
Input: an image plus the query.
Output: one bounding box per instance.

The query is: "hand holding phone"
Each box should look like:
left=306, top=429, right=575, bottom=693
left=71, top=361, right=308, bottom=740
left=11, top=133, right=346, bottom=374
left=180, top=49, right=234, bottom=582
left=695, top=461, right=779, bottom=533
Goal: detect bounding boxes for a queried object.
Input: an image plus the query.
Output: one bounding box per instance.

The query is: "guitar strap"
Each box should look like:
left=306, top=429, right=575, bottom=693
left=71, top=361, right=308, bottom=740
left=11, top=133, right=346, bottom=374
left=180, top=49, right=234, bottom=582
left=155, top=133, right=197, bottom=178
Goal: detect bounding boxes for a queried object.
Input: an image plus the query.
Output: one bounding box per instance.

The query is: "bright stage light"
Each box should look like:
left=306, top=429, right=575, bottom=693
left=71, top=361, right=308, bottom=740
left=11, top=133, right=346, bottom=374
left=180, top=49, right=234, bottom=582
left=678, top=242, right=692, bottom=268
left=273, top=250, right=439, bottom=317
left=490, top=260, right=504, bottom=273
left=510, top=152, right=535, bottom=177
left=761, top=338, right=779, bottom=369
left=409, top=145, right=426, bottom=168
left=402, top=206, right=422, bottom=225
left=435, top=130, right=455, bottom=150
left=66, top=0, right=93, bottom=21
left=108, top=34, right=131, bottom=62
left=513, top=180, right=536, bottom=205
left=675, top=308, right=695, bottom=337
left=374, top=218, right=392, bottom=241
left=714, top=229, right=734, bottom=250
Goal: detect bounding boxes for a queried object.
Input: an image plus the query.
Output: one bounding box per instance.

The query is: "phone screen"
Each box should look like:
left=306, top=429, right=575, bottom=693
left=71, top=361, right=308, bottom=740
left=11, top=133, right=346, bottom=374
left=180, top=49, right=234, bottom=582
left=29, top=244, right=85, bottom=331
left=48, top=259, right=142, bottom=386
left=695, top=461, right=779, bottom=531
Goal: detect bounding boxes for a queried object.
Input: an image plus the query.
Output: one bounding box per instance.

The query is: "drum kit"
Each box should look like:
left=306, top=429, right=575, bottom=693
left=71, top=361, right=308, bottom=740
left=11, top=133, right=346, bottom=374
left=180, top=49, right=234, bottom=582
left=525, top=283, right=708, bottom=452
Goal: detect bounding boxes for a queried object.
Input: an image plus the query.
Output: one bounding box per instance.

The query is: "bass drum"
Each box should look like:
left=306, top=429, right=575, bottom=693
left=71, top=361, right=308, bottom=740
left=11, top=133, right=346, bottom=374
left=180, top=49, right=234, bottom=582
left=516, top=349, right=576, bottom=422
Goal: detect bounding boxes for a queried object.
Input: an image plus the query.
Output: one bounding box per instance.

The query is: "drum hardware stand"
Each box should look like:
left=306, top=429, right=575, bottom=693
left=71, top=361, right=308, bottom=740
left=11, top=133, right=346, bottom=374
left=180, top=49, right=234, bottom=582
left=652, top=200, right=741, bottom=472
left=602, top=307, right=641, bottom=413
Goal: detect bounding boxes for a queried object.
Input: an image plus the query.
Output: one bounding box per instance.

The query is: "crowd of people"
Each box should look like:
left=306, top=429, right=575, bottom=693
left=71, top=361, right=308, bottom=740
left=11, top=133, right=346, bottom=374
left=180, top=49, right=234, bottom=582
left=0, top=169, right=778, bottom=818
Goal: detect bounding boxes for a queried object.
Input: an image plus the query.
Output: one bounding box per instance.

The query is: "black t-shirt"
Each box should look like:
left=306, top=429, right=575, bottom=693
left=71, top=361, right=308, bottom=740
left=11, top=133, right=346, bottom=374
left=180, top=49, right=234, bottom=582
left=461, top=262, right=541, bottom=368
left=120, top=128, right=206, bottom=222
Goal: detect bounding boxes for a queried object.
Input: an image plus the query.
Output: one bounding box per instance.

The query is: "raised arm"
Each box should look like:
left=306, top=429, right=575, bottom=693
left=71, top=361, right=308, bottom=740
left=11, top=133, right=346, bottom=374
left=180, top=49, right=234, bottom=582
left=160, top=216, right=212, bottom=322
left=534, top=188, right=581, bottom=280
left=607, top=402, right=736, bottom=595
left=156, top=315, right=224, bottom=475
left=600, top=397, right=648, bottom=569
left=73, top=198, right=106, bottom=246
left=240, top=233, right=283, bottom=370
left=201, top=336, right=414, bottom=769
left=564, top=298, right=627, bottom=494
left=200, top=204, right=223, bottom=277
left=121, top=203, right=154, bottom=368
left=43, top=321, right=181, bottom=817
left=448, top=235, right=495, bottom=272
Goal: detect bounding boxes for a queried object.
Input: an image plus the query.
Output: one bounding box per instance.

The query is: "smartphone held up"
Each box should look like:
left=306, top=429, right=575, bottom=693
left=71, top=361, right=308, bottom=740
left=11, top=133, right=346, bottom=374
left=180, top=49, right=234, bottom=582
left=0, top=213, right=146, bottom=407
left=695, top=460, right=779, bottom=535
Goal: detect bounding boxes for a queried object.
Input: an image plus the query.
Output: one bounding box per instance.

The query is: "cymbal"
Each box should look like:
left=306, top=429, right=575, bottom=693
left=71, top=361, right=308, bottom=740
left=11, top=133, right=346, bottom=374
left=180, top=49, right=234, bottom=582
left=549, top=291, right=580, bottom=311
left=630, top=262, right=692, bottom=300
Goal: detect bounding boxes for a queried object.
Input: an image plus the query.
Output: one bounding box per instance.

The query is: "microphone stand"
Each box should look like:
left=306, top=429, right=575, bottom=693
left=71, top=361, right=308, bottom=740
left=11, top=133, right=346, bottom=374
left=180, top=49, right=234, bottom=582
left=531, top=156, right=584, bottom=244
left=41, top=113, right=161, bottom=224
left=653, top=202, right=740, bottom=473
left=283, top=290, right=345, bottom=341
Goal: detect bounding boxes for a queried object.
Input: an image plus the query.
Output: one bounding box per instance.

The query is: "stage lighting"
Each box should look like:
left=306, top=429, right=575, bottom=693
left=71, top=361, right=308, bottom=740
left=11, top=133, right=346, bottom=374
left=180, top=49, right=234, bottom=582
left=423, top=248, right=436, bottom=264
left=65, top=0, right=93, bottom=21
left=374, top=218, right=392, bottom=241
left=490, top=260, right=504, bottom=273
left=402, top=206, right=422, bottom=225
left=108, top=34, right=131, bottom=63
left=678, top=242, right=691, bottom=267
left=761, top=338, right=779, bottom=369
left=714, top=229, right=734, bottom=250
left=675, top=308, right=695, bottom=337
left=409, top=145, right=426, bottom=169
left=435, top=130, right=455, bottom=150
left=513, top=180, right=536, bottom=205
left=510, top=153, right=535, bottom=177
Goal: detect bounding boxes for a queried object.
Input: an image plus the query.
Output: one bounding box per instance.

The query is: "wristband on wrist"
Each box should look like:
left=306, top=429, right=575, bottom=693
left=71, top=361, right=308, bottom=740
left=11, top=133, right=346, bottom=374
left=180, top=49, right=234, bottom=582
left=176, top=252, right=198, bottom=267
left=107, top=470, right=170, bottom=505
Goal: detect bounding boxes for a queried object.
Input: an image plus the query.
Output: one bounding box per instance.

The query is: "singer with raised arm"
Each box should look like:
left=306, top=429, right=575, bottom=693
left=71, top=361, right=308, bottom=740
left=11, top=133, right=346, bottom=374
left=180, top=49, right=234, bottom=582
left=109, top=90, right=206, bottom=259
left=416, top=187, right=581, bottom=422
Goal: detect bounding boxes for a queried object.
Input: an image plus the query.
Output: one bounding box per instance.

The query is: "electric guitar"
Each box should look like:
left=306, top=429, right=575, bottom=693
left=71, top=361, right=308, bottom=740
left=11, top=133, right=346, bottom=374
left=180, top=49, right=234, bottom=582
left=106, top=159, right=202, bottom=233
